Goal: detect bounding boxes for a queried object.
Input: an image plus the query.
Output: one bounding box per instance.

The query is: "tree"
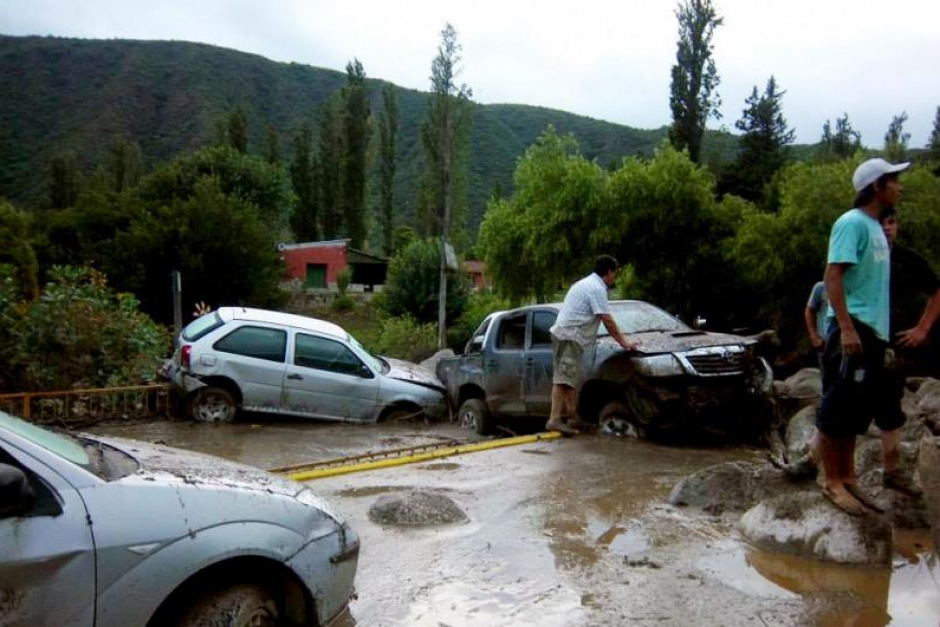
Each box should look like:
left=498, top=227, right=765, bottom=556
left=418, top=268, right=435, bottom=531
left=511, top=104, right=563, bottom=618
left=421, top=23, right=473, bottom=348
left=817, top=113, right=861, bottom=161
left=317, top=95, right=346, bottom=239
left=228, top=106, right=249, bottom=154
left=883, top=111, right=910, bottom=163
left=927, top=106, right=940, bottom=164
left=264, top=125, right=281, bottom=165
left=341, top=59, right=372, bottom=249
left=0, top=200, right=38, bottom=298
left=49, top=151, right=82, bottom=209
left=722, top=76, right=795, bottom=202
left=668, top=0, right=723, bottom=164
left=290, top=122, right=319, bottom=241
left=107, top=135, right=144, bottom=193
left=383, top=237, right=468, bottom=324
left=378, top=83, right=399, bottom=256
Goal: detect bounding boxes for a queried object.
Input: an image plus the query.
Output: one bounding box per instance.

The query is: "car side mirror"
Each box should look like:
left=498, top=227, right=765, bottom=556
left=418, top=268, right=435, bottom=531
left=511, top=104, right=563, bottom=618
left=0, top=463, right=35, bottom=518
left=359, top=364, right=374, bottom=379
left=467, top=336, right=484, bottom=354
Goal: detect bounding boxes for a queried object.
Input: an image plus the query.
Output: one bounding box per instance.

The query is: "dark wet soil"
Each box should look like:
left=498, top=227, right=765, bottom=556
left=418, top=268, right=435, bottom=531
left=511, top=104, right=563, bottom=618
left=89, top=419, right=939, bottom=626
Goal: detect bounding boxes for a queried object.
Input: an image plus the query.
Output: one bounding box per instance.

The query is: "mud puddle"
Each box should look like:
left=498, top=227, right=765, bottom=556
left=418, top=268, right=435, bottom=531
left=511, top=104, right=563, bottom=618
left=88, top=420, right=939, bottom=626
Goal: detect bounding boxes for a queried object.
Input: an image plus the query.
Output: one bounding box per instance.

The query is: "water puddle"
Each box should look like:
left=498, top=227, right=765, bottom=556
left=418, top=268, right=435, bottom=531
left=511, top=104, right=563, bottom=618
left=699, top=531, right=939, bottom=626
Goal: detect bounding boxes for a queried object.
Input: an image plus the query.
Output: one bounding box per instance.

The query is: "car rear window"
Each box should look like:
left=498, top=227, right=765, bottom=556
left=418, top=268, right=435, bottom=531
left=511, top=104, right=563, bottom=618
left=182, top=312, right=225, bottom=342
left=214, top=326, right=287, bottom=362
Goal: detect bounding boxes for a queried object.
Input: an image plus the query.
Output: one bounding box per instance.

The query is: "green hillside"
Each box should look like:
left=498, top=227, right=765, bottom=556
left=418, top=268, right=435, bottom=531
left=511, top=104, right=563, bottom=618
left=0, top=35, right=746, bottom=241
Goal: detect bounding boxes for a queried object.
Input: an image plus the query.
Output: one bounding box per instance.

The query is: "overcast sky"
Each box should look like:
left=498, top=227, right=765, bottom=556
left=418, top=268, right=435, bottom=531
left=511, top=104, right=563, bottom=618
left=3, top=0, right=939, bottom=147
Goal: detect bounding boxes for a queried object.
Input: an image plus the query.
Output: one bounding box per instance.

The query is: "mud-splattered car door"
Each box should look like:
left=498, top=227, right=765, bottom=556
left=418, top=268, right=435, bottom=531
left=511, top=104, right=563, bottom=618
left=485, top=311, right=528, bottom=415
left=524, top=309, right=557, bottom=415
left=0, top=444, right=95, bottom=627
left=282, top=331, right=380, bottom=421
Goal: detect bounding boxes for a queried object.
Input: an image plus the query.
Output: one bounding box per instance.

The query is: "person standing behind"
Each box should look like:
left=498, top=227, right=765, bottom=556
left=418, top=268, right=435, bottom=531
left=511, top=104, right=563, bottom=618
left=804, top=280, right=829, bottom=364
left=817, top=158, right=908, bottom=516
left=875, top=206, right=940, bottom=496
left=548, top=255, right=635, bottom=435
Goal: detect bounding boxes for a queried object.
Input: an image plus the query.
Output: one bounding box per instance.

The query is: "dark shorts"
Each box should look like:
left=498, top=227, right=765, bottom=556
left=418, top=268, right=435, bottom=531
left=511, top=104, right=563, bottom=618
left=818, top=319, right=900, bottom=437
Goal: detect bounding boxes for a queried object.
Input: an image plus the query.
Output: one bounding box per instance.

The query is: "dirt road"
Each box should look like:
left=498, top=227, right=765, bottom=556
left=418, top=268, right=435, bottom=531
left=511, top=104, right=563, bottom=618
left=90, top=419, right=938, bottom=626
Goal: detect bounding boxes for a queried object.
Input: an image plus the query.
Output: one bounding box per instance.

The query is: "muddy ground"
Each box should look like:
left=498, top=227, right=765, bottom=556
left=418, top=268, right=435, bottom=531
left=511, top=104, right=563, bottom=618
left=90, top=418, right=939, bottom=627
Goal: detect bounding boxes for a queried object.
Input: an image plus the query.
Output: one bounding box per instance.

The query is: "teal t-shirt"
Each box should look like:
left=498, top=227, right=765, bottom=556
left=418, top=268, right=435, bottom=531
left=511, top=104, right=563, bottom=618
left=825, top=208, right=890, bottom=341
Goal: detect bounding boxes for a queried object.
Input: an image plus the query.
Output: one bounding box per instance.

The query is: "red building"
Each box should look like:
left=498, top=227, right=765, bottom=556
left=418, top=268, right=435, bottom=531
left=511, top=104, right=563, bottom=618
left=278, top=239, right=388, bottom=290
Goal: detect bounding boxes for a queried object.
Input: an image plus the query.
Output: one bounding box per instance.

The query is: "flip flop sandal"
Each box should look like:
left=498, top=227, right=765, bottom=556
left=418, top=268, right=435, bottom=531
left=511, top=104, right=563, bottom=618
left=821, top=486, right=867, bottom=517
left=845, top=483, right=885, bottom=514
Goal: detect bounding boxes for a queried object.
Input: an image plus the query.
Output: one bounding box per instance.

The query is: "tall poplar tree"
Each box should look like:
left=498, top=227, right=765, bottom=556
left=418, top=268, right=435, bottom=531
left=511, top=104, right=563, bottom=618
left=723, top=76, right=794, bottom=202
left=317, top=95, right=346, bottom=240
left=668, top=0, right=723, bottom=164
left=228, top=106, right=249, bottom=154
left=927, top=106, right=940, bottom=166
left=342, top=59, right=372, bottom=249
left=265, top=125, right=281, bottom=165
left=883, top=112, right=910, bottom=163
left=290, top=122, right=318, bottom=241
left=378, top=83, right=399, bottom=256
left=420, top=22, right=473, bottom=348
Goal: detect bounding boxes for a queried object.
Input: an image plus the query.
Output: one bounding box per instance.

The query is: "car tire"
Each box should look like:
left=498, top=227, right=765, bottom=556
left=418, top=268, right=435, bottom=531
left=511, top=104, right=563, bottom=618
left=458, top=398, right=495, bottom=436
left=598, top=400, right=647, bottom=439
left=174, top=583, right=278, bottom=627
left=189, top=386, right=237, bottom=423
left=383, top=406, right=425, bottom=423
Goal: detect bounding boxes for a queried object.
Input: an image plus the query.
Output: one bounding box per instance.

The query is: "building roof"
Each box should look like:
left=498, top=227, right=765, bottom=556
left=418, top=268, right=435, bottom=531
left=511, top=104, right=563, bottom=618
left=277, top=239, right=349, bottom=251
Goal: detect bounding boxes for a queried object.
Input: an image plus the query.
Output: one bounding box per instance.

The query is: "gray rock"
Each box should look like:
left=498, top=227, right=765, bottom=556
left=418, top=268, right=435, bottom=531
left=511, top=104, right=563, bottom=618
left=919, top=434, right=940, bottom=553
left=785, top=405, right=818, bottom=461
left=418, top=349, right=455, bottom=384
left=914, top=378, right=940, bottom=418
left=778, top=368, right=822, bottom=400
left=667, top=461, right=801, bottom=513
left=739, top=491, right=893, bottom=565
left=368, top=490, right=468, bottom=526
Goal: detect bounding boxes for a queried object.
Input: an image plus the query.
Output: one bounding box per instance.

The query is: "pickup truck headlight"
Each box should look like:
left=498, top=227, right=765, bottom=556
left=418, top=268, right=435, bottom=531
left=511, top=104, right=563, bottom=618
left=634, top=354, right=685, bottom=377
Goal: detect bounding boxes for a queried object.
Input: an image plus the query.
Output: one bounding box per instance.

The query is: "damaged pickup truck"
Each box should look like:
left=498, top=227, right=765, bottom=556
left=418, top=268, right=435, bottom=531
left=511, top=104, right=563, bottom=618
left=436, top=300, right=774, bottom=438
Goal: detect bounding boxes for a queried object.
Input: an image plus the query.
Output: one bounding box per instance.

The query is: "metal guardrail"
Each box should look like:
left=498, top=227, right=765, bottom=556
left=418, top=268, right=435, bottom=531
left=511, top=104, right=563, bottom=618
left=0, top=384, right=175, bottom=427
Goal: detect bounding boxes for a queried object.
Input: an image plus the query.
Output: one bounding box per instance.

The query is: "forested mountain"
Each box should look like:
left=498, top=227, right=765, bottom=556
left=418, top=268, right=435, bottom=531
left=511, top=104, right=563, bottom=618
left=0, top=35, right=741, bottom=242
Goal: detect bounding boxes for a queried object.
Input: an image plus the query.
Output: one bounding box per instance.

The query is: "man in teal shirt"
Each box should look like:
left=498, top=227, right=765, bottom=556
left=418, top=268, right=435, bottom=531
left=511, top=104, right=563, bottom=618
left=818, top=158, right=907, bottom=516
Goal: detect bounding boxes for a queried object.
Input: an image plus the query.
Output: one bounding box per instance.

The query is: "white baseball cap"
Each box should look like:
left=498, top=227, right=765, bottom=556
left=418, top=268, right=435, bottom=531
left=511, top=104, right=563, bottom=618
left=852, top=158, right=910, bottom=192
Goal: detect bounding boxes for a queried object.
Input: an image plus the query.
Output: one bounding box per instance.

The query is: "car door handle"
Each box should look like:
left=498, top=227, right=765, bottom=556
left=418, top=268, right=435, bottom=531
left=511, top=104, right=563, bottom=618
left=287, top=373, right=303, bottom=380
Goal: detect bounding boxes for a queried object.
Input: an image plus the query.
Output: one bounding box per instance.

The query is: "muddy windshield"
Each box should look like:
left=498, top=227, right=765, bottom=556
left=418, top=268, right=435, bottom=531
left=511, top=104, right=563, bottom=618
left=598, top=302, right=689, bottom=335
left=0, top=411, right=138, bottom=480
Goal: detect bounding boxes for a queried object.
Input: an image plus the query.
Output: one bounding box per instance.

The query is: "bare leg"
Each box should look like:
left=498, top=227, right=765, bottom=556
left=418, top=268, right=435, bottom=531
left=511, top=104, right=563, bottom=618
left=881, top=428, right=901, bottom=473
left=819, top=432, right=866, bottom=516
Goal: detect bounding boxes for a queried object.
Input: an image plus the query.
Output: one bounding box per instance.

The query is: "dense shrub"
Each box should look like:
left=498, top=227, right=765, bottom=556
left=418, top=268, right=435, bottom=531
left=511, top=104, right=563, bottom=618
left=0, top=265, right=170, bottom=392
left=383, top=237, right=469, bottom=324
left=365, top=316, right=438, bottom=364
left=447, top=290, right=512, bottom=351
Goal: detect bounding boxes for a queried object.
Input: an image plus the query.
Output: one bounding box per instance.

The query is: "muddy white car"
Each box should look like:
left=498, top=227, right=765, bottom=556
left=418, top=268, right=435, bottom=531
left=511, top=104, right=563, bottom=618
left=436, top=300, right=774, bottom=438
left=164, top=307, right=447, bottom=423
left=0, top=410, right=358, bottom=627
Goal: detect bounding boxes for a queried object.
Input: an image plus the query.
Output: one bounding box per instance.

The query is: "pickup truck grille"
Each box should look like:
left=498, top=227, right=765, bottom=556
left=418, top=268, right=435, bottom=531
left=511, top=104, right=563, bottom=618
left=684, top=351, right=747, bottom=375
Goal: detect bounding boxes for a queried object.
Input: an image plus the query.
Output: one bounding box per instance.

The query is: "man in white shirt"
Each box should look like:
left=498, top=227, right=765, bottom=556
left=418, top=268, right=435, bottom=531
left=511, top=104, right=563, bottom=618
left=548, top=255, right=635, bottom=435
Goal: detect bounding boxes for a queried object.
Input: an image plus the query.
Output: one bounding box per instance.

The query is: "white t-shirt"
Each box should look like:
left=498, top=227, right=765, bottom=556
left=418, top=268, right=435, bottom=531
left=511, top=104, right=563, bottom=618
left=550, top=273, right=610, bottom=347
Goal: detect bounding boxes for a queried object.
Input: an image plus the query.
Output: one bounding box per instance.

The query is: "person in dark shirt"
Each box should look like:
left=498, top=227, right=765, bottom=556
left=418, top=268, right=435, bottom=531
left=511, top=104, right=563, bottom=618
left=877, top=206, right=940, bottom=496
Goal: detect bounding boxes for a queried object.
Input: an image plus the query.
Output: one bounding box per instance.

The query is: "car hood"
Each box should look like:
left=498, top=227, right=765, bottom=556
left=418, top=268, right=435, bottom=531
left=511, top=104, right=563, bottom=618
left=91, top=435, right=303, bottom=498
left=598, top=330, right=750, bottom=355
left=384, top=358, right=445, bottom=390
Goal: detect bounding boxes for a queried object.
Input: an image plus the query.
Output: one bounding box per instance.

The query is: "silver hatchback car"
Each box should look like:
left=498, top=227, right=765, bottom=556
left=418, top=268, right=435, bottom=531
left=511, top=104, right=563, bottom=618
left=164, top=307, right=447, bottom=423
left=0, top=410, right=358, bottom=627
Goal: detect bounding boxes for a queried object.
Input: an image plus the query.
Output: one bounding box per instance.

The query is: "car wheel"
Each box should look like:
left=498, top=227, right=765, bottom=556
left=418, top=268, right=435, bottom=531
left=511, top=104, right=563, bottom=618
left=458, top=398, right=494, bottom=436
left=190, top=387, right=237, bottom=423
left=174, top=584, right=278, bottom=627
left=598, top=400, right=646, bottom=439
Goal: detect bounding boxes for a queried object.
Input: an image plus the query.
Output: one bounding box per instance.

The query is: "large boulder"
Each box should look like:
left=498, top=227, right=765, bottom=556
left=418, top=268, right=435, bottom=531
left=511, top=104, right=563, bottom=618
left=914, top=378, right=940, bottom=418
left=419, top=349, right=455, bottom=385
left=368, top=490, right=468, bottom=526
left=918, top=433, right=940, bottom=552
left=667, top=461, right=802, bottom=514
left=778, top=368, right=822, bottom=400
left=785, top=405, right=818, bottom=461
left=739, top=491, right=893, bottom=565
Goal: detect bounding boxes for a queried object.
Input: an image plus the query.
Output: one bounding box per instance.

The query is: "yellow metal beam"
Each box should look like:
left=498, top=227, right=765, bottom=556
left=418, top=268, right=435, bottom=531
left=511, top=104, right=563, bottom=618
left=282, top=431, right=562, bottom=481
